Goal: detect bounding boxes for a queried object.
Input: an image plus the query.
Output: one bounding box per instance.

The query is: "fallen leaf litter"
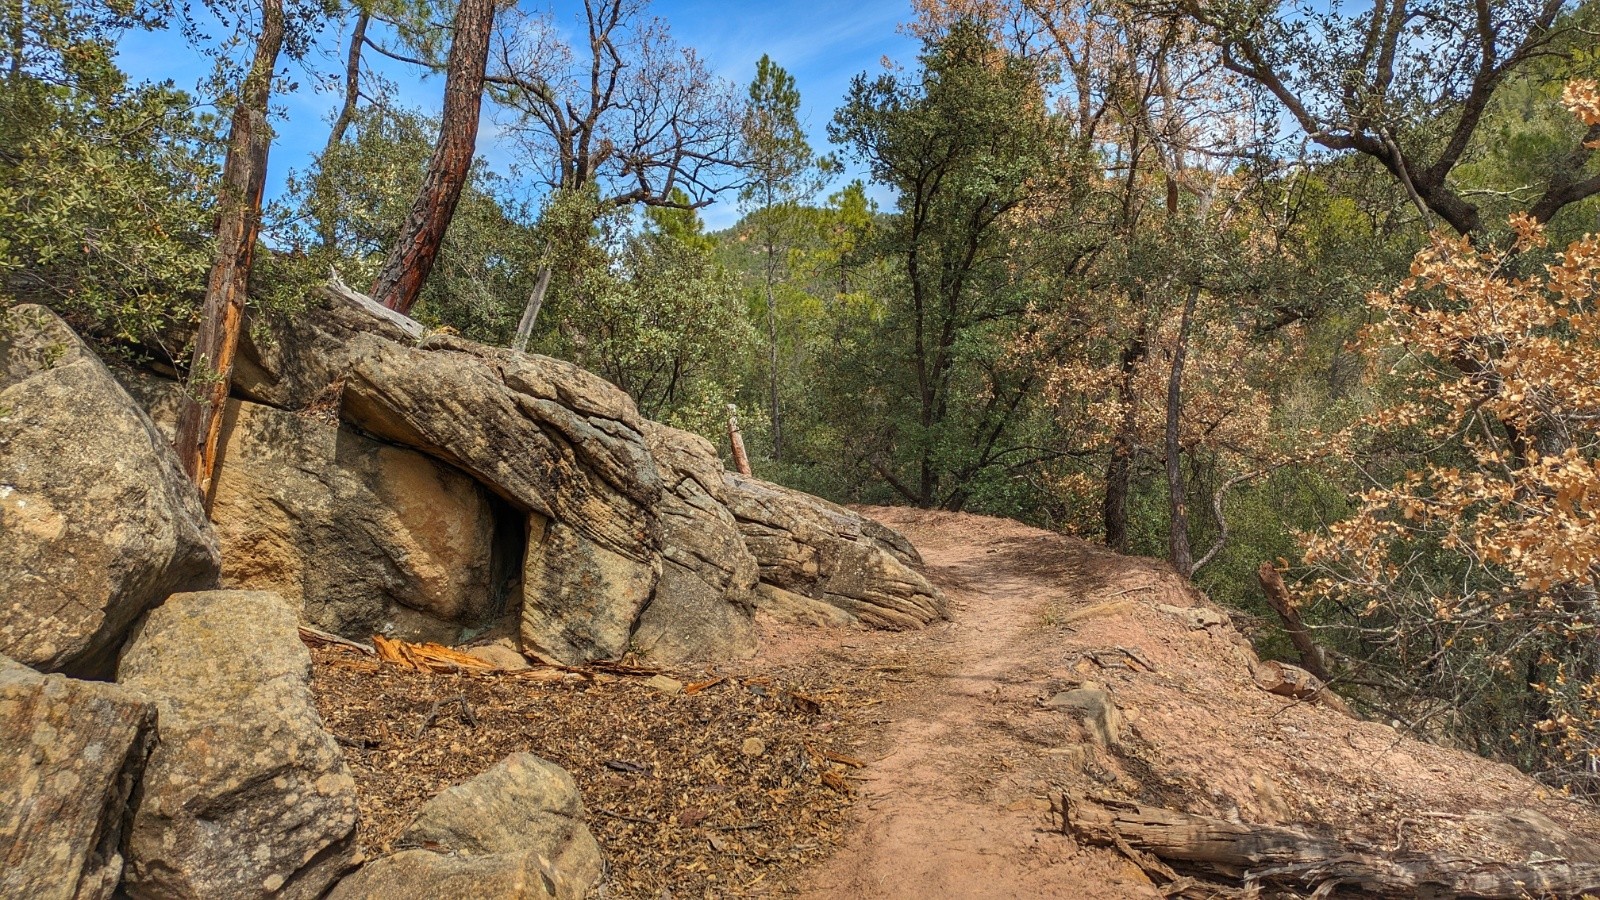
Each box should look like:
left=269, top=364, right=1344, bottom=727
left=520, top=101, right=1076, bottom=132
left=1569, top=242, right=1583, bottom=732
left=309, top=642, right=886, bottom=898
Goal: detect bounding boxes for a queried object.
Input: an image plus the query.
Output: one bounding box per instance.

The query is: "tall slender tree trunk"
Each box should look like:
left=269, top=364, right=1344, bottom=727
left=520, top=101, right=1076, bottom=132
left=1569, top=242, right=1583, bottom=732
left=173, top=0, right=284, bottom=499
left=369, top=0, right=494, bottom=314
left=765, top=243, right=781, bottom=461
left=317, top=6, right=369, bottom=250
left=1103, top=317, right=1148, bottom=553
left=1165, top=284, right=1200, bottom=577
left=511, top=264, right=551, bottom=353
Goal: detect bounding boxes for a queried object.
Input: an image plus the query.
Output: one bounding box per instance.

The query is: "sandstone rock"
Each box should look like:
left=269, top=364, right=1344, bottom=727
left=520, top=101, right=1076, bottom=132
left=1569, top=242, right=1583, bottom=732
left=751, top=582, right=856, bottom=627
left=723, top=473, right=945, bottom=629
left=394, top=753, right=603, bottom=898
left=630, top=422, right=759, bottom=664
left=463, top=638, right=533, bottom=672
left=333, top=753, right=602, bottom=900
left=0, top=304, right=220, bottom=676
left=236, top=293, right=666, bottom=665
left=327, top=849, right=562, bottom=900
left=0, top=655, right=156, bottom=900
left=126, top=374, right=512, bottom=643
left=1043, top=686, right=1123, bottom=748
left=117, top=590, right=359, bottom=900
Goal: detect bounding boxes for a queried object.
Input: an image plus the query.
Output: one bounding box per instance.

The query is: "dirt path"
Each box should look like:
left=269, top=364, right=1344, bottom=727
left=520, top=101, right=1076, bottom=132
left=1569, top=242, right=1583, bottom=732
left=767, top=508, right=1600, bottom=899
left=779, top=510, right=1157, bottom=900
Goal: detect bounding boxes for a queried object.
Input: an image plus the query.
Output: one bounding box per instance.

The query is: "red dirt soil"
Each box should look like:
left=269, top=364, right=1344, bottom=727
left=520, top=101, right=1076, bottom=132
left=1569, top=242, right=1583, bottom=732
left=765, top=508, right=1600, bottom=899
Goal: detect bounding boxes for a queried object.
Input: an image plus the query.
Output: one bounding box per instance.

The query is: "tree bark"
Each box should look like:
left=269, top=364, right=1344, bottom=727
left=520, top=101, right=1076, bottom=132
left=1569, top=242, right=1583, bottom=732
left=1165, top=285, right=1200, bottom=577
left=369, top=0, right=494, bottom=315
left=172, top=0, right=284, bottom=498
left=511, top=264, right=551, bottom=353
left=1257, top=562, right=1333, bottom=682
left=1061, top=794, right=1600, bottom=899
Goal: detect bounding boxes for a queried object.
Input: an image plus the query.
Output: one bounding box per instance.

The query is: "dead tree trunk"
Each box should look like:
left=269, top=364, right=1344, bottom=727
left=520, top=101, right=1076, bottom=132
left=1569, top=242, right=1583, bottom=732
left=1257, top=562, right=1333, bottom=683
left=1165, top=285, right=1200, bottom=577
left=368, top=0, right=494, bottom=315
left=511, top=264, right=551, bottom=353
left=316, top=6, right=369, bottom=251
left=727, top=404, right=753, bottom=476
left=172, top=0, right=284, bottom=497
left=1061, top=794, right=1600, bottom=899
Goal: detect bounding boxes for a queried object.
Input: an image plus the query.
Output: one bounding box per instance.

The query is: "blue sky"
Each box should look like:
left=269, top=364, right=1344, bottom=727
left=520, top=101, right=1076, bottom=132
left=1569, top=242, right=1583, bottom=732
left=116, top=0, right=920, bottom=230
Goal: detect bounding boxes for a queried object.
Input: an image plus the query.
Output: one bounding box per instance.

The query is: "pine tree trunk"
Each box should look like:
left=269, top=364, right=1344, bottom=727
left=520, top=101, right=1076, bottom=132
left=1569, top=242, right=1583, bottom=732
left=368, top=0, right=494, bottom=315
left=172, top=0, right=284, bottom=499
left=1165, top=285, right=1200, bottom=577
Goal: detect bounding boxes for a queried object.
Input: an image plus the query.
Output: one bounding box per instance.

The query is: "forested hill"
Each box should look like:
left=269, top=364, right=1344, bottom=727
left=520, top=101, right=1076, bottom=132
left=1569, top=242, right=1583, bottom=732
left=5, top=0, right=1600, bottom=824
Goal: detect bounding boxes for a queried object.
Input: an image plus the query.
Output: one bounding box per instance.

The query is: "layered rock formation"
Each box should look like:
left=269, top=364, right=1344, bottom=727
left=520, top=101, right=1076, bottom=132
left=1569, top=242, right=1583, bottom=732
left=152, top=284, right=948, bottom=665
left=723, top=473, right=946, bottom=629
left=0, top=304, right=220, bottom=676
left=130, top=380, right=515, bottom=643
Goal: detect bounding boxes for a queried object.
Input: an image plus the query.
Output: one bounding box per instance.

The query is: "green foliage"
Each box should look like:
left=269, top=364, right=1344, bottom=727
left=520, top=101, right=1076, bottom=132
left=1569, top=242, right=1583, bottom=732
left=0, top=0, right=220, bottom=347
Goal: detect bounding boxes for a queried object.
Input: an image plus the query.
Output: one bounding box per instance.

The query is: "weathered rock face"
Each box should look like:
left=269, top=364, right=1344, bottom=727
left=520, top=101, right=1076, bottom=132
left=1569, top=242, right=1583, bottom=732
left=630, top=423, right=760, bottom=664
left=117, top=590, right=360, bottom=900
left=128, top=375, right=513, bottom=643
left=337, top=335, right=665, bottom=663
left=0, top=655, right=156, bottom=900
left=331, top=753, right=602, bottom=900
left=223, top=288, right=943, bottom=661
left=723, top=473, right=946, bottom=629
left=327, top=850, right=561, bottom=900
left=0, top=304, right=220, bottom=676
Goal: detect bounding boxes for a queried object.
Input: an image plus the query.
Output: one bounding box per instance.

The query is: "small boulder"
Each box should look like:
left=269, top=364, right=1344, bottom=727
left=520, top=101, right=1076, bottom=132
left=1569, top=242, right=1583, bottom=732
left=0, top=655, right=156, bottom=900
left=1042, top=686, right=1124, bottom=749
left=327, top=850, right=562, bottom=900
left=117, top=591, right=359, bottom=900
left=334, top=753, right=602, bottom=900
left=0, top=304, right=220, bottom=676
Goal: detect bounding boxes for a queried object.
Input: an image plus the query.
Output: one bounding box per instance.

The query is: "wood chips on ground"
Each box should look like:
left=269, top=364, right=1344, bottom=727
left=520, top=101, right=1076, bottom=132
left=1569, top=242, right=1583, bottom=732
left=309, top=645, right=883, bottom=898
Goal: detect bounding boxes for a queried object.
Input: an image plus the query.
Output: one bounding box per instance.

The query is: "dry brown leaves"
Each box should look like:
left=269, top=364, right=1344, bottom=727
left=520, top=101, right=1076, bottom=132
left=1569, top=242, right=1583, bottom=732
left=309, top=645, right=879, bottom=898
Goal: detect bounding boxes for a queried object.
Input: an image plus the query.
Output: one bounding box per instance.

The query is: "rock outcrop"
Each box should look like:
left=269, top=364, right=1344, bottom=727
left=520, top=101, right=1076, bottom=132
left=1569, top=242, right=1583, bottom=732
left=630, top=422, right=760, bottom=663
left=0, top=655, right=156, bottom=900
left=117, top=590, right=360, bottom=900
left=0, top=304, right=220, bottom=676
left=112, top=286, right=944, bottom=665
left=723, top=473, right=946, bottom=629
left=129, top=379, right=514, bottom=643
left=331, top=753, right=602, bottom=900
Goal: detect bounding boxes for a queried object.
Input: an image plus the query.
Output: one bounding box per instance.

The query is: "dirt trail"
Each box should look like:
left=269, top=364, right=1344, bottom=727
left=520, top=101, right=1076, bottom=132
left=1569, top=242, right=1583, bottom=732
left=779, top=510, right=1157, bottom=899
left=767, top=508, right=1600, bottom=899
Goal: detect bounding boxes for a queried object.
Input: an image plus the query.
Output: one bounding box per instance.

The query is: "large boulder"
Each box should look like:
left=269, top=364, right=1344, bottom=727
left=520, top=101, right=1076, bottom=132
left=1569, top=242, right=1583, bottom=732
left=117, top=590, right=360, bottom=900
left=0, top=655, right=156, bottom=900
left=723, top=473, right=946, bottom=629
left=630, top=422, right=759, bottom=664
left=331, top=753, right=602, bottom=900
left=234, top=292, right=666, bottom=664
left=0, top=304, right=220, bottom=676
left=128, top=377, right=514, bottom=643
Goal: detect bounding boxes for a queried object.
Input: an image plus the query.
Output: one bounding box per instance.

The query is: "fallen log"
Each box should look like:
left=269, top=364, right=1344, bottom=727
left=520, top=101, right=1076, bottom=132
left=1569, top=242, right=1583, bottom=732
left=1061, top=794, right=1600, bottom=899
